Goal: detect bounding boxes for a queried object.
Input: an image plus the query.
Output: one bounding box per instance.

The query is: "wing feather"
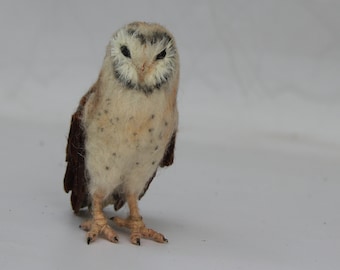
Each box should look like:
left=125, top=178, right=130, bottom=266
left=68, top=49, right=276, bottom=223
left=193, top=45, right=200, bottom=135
left=63, top=109, right=88, bottom=213
left=159, top=132, right=176, bottom=167
left=63, top=87, right=96, bottom=213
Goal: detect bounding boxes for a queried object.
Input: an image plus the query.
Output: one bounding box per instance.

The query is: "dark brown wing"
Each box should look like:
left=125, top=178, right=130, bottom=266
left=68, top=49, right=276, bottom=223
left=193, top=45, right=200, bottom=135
left=63, top=109, right=88, bottom=213
left=63, top=86, right=98, bottom=213
left=159, top=132, right=177, bottom=167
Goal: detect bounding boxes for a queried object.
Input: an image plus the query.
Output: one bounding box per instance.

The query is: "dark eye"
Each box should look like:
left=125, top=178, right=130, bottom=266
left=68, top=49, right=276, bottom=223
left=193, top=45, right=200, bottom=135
left=120, top=45, right=131, bottom=58
left=156, top=49, right=166, bottom=60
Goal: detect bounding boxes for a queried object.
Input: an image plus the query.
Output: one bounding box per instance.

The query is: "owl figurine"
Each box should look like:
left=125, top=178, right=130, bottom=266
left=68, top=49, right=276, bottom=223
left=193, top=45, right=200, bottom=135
left=64, top=22, right=179, bottom=245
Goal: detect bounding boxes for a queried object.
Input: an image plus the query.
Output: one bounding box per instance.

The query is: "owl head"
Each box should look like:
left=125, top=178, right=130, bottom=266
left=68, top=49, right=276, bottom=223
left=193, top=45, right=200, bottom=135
left=110, top=22, right=178, bottom=94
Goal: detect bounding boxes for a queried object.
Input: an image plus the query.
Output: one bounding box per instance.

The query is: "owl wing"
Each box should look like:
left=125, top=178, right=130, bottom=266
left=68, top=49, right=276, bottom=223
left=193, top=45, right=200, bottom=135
left=159, top=132, right=177, bottom=168
left=64, top=87, right=97, bottom=213
left=63, top=108, right=88, bottom=213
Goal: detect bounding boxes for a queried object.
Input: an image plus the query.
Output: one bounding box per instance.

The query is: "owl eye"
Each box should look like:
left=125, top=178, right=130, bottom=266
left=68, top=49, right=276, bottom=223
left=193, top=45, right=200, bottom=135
left=156, top=49, right=166, bottom=60
left=120, top=45, right=131, bottom=58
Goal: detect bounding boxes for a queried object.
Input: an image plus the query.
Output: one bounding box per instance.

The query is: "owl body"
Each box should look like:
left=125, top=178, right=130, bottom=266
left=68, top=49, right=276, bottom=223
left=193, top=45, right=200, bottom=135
left=83, top=62, right=178, bottom=200
left=64, top=21, right=179, bottom=227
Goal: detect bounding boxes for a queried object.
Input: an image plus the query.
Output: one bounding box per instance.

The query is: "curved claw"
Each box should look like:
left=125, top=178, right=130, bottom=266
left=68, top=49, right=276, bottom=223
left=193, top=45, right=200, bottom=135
left=135, top=238, right=141, bottom=246
left=87, top=237, right=92, bottom=245
left=111, top=236, right=119, bottom=243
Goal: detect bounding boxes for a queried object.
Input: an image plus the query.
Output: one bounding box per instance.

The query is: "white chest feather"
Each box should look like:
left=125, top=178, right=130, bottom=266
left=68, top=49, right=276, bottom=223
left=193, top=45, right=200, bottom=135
left=83, top=85, right=177, bottom=198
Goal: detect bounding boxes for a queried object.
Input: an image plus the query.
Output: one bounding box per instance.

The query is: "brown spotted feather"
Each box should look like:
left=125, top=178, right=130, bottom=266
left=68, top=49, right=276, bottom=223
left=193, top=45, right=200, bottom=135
left=137, top=132, right=177, bottom=200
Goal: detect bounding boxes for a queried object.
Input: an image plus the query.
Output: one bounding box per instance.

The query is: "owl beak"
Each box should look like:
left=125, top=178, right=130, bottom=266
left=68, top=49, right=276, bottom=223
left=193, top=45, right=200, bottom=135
left=138, top=63, right=147, bottom=82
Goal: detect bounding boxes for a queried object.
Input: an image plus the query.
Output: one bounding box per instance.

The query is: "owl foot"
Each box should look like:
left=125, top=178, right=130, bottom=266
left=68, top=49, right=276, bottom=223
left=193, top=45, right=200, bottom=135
left=111, top=216, right=168, bottom=245
left=80, top=219, right=119, bottom=244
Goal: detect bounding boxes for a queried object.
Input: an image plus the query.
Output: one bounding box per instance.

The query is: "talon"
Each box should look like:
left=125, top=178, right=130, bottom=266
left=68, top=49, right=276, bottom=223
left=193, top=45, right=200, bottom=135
left=163, top=237, right=168, bottom=243
left=113, top=236, right=119, bottom=243
left=87, top=237, right=92, bottom=245
left=136, top=238, right=141, bottom=246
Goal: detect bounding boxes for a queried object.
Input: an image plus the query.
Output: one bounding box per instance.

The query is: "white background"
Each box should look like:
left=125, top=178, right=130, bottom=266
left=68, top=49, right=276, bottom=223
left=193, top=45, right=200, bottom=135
left=0, top=1, right=339, bottom=269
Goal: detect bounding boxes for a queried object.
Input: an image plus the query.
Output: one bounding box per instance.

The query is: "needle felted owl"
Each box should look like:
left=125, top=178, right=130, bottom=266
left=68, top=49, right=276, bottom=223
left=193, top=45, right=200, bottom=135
left=63, top=22, right=179, bottom=245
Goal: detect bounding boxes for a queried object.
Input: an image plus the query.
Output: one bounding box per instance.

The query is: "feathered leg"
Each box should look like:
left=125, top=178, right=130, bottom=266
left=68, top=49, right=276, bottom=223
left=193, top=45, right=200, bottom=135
left=80, top=192, right=118, bottom=244
left=112, top=193, right=168, bottom=245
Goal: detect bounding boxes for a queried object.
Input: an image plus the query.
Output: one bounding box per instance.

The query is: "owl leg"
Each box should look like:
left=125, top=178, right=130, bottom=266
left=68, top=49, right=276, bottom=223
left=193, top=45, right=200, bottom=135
left=80, top=192, right=119, bottom=244
left=112, top=193, right=168, bottom=245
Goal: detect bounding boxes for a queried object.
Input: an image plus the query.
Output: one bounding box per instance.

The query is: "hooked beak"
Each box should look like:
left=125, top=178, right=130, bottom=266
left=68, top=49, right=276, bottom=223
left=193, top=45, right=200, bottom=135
left=141, top=63, right=145, bottom=72
left=138, top=63, right=147, bottom=82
